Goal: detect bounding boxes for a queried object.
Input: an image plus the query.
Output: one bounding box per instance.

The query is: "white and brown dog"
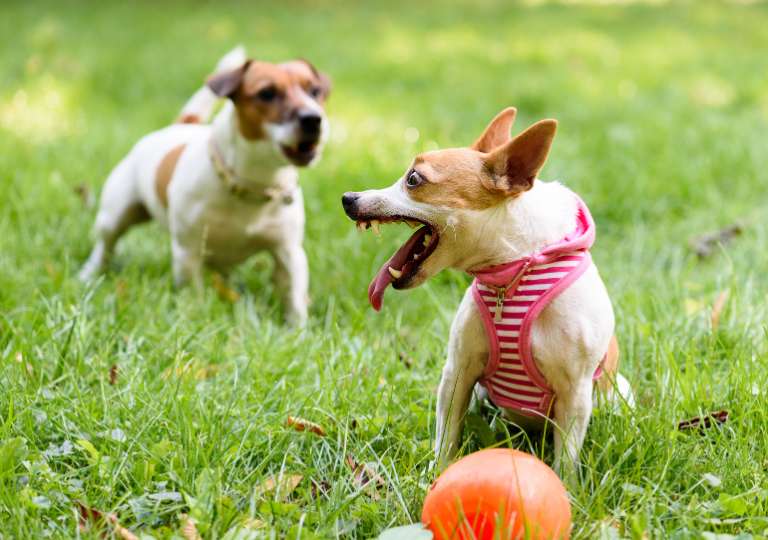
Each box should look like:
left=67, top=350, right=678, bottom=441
left=79, top=47, right=331, bottom=326
left=342, top=108, right=632, bottom=474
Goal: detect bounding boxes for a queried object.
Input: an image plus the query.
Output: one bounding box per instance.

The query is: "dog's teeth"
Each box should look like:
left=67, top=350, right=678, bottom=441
left=406, top=220, right=418, bottom=229
left=356, top=221, right=365, bottom=231
left=371, top=220, right=381, bottom=236
left=423, top=234, right=431, bottom=247
left=413, top=252, right=420, bottom=260
left=388, top=266, right=403, bottom=279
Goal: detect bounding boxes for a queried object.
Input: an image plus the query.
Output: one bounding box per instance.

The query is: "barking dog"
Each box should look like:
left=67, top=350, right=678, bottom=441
left=342, top=108, right=632, bottom=474
left=79, top=46, right=331, bottom=326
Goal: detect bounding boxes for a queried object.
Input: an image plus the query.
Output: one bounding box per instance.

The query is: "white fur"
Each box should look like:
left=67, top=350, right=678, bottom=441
left=356, top=176, right=632, bottom=475
left=80, top=48, right=327, bottom=327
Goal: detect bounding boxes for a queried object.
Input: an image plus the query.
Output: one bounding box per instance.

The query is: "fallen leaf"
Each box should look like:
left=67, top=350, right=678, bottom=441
left=286, top=416, right=326, bottom=437
left=109, top=365, right=118, bottom=385
left=690, top=224, right=742, bottom=259
left=76, top=502, right=139, bottom=540
left=255, top=473, right=303, bottom=501
left=678, top=410, right=729, bottom=432
left=212, top=272, right=240, bottom=303
left=398, top=352, right=414, bottom=369
left=74, top=183, right=95, bottom=208
left=310, top=478, right=331, bottom=499
left=242, top=517, right=267, bottom=529
left=711, top=290, right=729, bottom=331
left=179, top=513, right=202, bottom=540
left=162, top=358, right=220, bottom=381
left=345, top=454, right=386, bottom=500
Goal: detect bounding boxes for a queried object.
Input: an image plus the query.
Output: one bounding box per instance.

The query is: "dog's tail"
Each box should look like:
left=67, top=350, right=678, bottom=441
left=176, top=45, right=247, bottom=124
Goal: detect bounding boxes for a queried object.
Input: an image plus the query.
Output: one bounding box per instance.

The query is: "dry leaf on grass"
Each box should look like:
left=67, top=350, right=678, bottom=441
left=678, top=410, right=729, bottom=432
left=398, top=352, right=414, bottom=369
left=74, top=183, right=95, bottom=208
left=109, top=364, right=118, bottom=385
left=77, top=502, right=139, bottom=540
left=286, top=416, right=326, bottom=437
left=179, top=513, right=202, bottom=540
left=255, top=473, right=303, bottom=501
left=345, top=454, right=386, bottom=500
left=212, top=272, right=240, bottom=303
left=711, top=290, right=729, bottom=331
left=162, top=359, right=220, bottom=381
left=310, top=478, right=332, bottom=499
left=690, top=223, right=742, bottom=259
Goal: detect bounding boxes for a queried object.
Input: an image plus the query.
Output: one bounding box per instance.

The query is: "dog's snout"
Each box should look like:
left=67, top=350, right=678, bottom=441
left=341, top=192, right=360, bottom=214
left=298, top=111, right=322, bottom=133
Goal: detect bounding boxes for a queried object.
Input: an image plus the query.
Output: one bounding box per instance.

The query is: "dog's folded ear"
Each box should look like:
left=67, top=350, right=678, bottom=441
left=471, top=107, right=517, bottom=152
left=296, top=59, right=332, bottom=100
left=207, top=61, right=251, bottom=98
left=482, top=119, right=557, bottom=196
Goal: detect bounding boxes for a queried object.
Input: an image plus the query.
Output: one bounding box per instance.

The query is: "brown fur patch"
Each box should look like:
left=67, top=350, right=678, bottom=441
left=597, top=335, right=620, bottom=393
left=155, top=144, right=186, bottom=208
left=407, top=149, right=506, bottom=210
left=177, top=113, right=201, bottom=124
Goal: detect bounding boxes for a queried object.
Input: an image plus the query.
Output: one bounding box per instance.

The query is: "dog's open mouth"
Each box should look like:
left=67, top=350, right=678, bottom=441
left=354, top=216, right=439, bottom=311
left=281, top=140, right=319, bottom=166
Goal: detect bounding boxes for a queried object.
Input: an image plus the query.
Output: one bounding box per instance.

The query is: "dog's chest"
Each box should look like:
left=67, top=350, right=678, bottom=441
left=196, top=195, right=300, bottom=265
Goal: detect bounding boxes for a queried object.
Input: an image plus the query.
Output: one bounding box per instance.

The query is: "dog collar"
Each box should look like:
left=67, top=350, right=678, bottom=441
left=208, top=139, right=295, bottom=205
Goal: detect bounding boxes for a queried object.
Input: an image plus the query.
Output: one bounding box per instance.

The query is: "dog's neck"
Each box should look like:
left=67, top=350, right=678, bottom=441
left=460, top=180, right=578, bottom=272
left=210, top=102, right=296, bottom=189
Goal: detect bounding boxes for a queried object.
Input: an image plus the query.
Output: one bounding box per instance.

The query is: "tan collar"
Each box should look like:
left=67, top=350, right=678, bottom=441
left=208, top=139, right=295, bottom=204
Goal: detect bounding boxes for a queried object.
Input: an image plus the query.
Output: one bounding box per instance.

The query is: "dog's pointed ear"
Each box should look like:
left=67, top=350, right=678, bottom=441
left=206, top=61, right=251, bottom=98
left=471, top=107, right=517, bottom=152
left=482, top=119, right=557, bottom=196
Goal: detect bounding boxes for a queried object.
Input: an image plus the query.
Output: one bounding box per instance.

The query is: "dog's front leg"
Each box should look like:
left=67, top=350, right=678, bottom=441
left=551, top=379, right=593, bottom=479
left=435, top=362, right=478, bottom=468
left=271, top=242, right=309, bottom=327
left=435, top=288, right=488, bottom=469
left=171, top=239, right=204, bottom=292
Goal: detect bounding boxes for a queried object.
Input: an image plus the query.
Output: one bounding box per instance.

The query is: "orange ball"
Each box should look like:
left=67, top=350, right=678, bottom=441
left=421, top=449, right=571, bottom=540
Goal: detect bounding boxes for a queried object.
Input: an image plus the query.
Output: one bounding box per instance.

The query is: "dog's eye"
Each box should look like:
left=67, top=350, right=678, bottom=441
left=405, top=171, right=423, bottom=189
left=308, top=86, right=322, bottom=99
left=256, top=86, right=278, bottom=102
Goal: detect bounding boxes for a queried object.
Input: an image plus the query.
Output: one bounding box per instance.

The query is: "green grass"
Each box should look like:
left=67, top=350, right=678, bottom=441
left=2, top=0, right=768, bottom=537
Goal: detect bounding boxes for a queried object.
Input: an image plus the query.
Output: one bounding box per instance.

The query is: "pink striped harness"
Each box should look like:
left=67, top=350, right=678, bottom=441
left=470, top=198, right=602, bottom=417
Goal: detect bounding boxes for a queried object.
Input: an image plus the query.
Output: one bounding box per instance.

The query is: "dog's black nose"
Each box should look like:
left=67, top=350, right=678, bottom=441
left=298, top=112, right=322, bottom=133
left=341, top=192, right=359, bottom=213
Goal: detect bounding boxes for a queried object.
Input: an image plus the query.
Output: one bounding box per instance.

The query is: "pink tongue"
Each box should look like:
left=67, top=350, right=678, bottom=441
left=367, top=227, right=427, bottom=311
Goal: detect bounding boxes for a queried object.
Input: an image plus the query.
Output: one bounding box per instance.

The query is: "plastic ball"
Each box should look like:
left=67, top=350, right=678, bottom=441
left=421, top=449, right=571, bottom=540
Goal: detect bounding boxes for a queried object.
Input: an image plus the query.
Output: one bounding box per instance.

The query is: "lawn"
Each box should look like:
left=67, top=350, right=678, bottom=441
left=2, top=0, right=768, bottom=537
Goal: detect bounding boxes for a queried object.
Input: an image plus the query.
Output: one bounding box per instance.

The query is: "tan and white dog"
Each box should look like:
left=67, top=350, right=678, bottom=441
left=342, top=108, right=632, bottom=474
left=79, top=47, right=331, bottom=326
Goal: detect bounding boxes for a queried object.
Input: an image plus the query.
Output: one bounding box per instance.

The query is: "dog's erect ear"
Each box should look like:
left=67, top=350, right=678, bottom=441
left=206, top=61, right=251, bottom=98
left=471, top=107, right=517, bottom=152
left=482, top=119, right=557, bottom=196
